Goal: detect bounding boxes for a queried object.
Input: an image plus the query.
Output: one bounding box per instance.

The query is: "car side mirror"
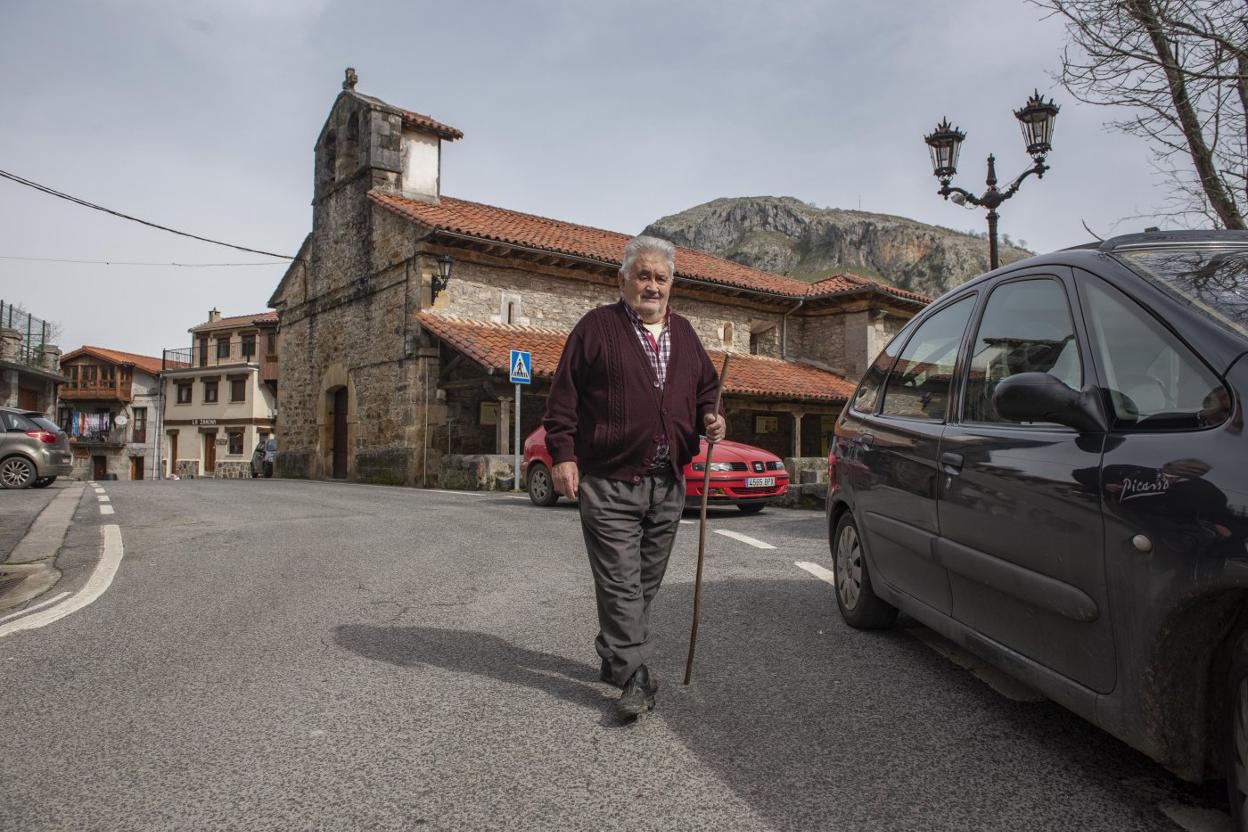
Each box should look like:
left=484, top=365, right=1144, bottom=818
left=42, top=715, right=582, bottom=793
left=991, top=372, right=1107, bottom=433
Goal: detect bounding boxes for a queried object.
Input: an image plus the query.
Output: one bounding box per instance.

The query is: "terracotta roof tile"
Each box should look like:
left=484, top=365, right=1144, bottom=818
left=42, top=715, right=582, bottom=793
left=807, top=273, right=930, bottom=304
left=190, top=311, right=279, bottom=332
left=60, top=346, right=169, bottom=376
left=372, top=192, right=929, bottom=303
left=396, top=107, right=463, bottom=141
left=415, top=312, right=855, bottom=403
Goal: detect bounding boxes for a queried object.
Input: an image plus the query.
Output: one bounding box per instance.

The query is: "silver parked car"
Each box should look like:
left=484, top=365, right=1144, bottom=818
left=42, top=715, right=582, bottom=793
left=1, top=406, right=73, bottom=489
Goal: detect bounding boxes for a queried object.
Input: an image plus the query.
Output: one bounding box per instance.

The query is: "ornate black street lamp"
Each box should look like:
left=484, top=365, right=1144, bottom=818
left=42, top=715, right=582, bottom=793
left=925, top=91, right=1060, bottom=270
left=430, top=253, right=454, bottom=304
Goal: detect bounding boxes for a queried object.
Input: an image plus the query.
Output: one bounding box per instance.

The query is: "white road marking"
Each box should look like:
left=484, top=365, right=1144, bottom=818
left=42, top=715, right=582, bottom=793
left=0, top=525, right=123, bottom=638
left=428, top=489, right=490, bottom=497
left=99, top=504, right=115, bottom=515
left=97, top=495, right=110, bottom=502
left=0, top=591, right=71, bottom=625
left=1161, top=804, right=1234, bottom=832
left=713, top=529, right=776, bottom=549
left=93, top=487, right=105, bottom=494
left=679, top=519, right=694, bottom=525
left=795, top=561, right=835, bottom=585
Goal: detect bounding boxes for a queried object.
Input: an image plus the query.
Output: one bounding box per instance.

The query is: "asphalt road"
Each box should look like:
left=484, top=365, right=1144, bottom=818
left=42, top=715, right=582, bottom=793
left=0, top=479, right=1234, bottom=831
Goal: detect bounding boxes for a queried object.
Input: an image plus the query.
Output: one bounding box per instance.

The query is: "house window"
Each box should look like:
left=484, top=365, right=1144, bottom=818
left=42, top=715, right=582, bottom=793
left=198, top=336, right=208, bottom=368
left=176, top=383, right=193, bottom=404
left=217, top=337, right=231, bottom=360
left=228, top=431, right=243, bottom=455
left=230, top=378, right=246, bottom=402
left=242, top=333, right=256, bottom=358
left=203, top=380, right=219, bottom=403
left=750, top=331, right=761, bottom=355
left=132, top=408, right=147, bottom=444
left=266, top=332, right=277, bottom=355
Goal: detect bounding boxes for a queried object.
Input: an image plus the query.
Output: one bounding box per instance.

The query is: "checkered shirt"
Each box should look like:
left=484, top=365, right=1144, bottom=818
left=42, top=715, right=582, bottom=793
left=623, top=303, right=673, bottom=473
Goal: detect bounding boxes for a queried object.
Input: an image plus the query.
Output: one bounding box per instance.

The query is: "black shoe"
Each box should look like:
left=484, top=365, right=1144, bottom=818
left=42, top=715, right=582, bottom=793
left=616, top=665, right=657, bottom=717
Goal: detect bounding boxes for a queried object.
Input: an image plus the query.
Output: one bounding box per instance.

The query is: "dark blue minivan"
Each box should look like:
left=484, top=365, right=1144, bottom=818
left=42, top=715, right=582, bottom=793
left=826, top=230, right=1248, bottom=823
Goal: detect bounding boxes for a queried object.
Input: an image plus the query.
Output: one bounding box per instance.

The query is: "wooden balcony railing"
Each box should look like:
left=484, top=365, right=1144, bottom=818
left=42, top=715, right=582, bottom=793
left=259, top=355, right=279, bottom=383
left=60, top=380, right=133, bottom=402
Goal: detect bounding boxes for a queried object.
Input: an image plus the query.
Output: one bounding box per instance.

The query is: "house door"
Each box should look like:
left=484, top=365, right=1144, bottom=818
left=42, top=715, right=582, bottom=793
left=130, top=457, right=144, bottom=481
left=18, top=387, right=38, bottom=411
left=331, top=388, right=348, bottom=479
left=92, top=456, right=107, bottom=480
left=204, top=433, right=216, bottom=474
left=169, top=433, right=178, bottom=477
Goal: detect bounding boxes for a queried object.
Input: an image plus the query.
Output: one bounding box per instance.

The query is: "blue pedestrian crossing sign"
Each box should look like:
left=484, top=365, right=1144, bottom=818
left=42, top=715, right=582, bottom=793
left=509, top=349, right=532, bottom=385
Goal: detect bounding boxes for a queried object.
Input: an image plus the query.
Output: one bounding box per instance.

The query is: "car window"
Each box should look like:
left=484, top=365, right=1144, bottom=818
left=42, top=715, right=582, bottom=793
left=3, top=412, right=38, bottom=432
left=879, top=295, right=975, bottom=421
left=1116, top=246, right=1248, bottom=338
left=963, top=278, right=1083, bottom=424
left=29, top=416, right=60, bottom=433
left=1081, top=275, right=1231, bottom=430
left=850, top=330, right=905, bottom=414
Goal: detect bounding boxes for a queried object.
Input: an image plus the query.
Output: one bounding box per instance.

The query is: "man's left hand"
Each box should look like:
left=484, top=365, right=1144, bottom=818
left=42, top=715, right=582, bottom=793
left=704, top=412, right=726, bottom=443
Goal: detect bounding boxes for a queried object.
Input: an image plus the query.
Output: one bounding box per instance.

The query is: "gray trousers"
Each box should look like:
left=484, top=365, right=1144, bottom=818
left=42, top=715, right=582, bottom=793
left=577, top=471, right=684, bottom=685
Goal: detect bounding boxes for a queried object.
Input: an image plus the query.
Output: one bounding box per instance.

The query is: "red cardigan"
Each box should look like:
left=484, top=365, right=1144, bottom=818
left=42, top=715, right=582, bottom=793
left=543, top=300, right=720, bottom=483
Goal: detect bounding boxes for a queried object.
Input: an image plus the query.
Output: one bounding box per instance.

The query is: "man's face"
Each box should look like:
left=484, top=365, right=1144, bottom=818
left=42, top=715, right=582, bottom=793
left=619, top=251, right=672, bottom=324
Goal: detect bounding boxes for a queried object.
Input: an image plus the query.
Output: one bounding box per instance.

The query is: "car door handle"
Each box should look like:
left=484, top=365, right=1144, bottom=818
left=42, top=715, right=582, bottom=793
left=858, top=433, right=874, bottom=447
left=941, top=452, right=963, bottom=475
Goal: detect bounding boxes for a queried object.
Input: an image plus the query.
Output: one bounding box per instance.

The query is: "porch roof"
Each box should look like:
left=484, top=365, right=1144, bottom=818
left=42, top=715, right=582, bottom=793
left=415, top=312, right=857, bottom=403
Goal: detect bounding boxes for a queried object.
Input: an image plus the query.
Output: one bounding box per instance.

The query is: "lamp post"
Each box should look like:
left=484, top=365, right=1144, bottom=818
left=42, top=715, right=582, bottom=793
left=924, top=91, right=1059, bottom=270
left=430, top=253, right=454, bottom=304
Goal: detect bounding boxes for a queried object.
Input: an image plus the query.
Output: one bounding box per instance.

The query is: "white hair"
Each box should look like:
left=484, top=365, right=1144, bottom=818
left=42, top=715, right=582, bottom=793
left=620, top=235, right=675, bottom=278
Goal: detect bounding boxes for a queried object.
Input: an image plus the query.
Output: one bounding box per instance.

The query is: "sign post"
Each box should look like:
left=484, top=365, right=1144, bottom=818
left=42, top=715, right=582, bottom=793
left=509, top=350, right=532, bottom=491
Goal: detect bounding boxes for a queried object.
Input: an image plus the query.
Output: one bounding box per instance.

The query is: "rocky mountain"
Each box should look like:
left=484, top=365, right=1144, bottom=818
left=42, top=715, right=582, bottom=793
left=643, top=196, right=1033, bottom=298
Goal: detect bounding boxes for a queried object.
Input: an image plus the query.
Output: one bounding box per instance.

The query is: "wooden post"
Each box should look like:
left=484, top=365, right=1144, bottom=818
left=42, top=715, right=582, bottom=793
left=792, top=410, right=805, bottom=458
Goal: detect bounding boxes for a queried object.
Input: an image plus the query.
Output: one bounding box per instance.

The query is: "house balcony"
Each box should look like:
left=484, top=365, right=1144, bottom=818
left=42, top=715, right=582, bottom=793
left=69, top=427, right=129, bottom=447
left=61, top=380, right=133, bottom=402
left=259, top=354, right=279, bottom=383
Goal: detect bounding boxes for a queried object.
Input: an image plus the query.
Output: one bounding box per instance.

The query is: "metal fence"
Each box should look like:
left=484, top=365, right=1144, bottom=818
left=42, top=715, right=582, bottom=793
left=0, top=299, right=53, bottom=367
left=162, top=347, right=193, bottom=370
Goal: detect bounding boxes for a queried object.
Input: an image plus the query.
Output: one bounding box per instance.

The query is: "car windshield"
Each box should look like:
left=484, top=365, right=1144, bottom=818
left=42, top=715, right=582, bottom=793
left=29, top=416, right=61, bottom=433
left=1115, top=246, right=1248, bottom=338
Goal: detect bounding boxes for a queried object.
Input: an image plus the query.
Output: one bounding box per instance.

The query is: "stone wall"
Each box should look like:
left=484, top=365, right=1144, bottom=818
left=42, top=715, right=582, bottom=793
left=440, top=454, right=518, bottom=491
left=214, top=460, right=249, bottom=479
left=428, top=254, right=786, bottom=357
left=176, top=459, right=200, bottom=479
left=274, top=184, right=439, bottom=486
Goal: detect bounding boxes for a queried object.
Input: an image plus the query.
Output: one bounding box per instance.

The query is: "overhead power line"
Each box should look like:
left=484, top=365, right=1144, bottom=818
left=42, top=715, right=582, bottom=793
left=0, top=168, right=294, bottom=260
left=0, top=255, right=286, bottom=267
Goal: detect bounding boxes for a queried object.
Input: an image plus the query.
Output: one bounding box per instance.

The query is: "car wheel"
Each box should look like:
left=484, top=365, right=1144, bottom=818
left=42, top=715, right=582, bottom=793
left=527, top=463, right=558, bottom=507
left=1226, top=633, right=1248, bottom=830
left=31, top=476, right=56, bottom=489
left=831, top=512, right=898, bottom=629
left=0, top=456, right=37, bottom=489
left=737, top=502, right=765, bottom=514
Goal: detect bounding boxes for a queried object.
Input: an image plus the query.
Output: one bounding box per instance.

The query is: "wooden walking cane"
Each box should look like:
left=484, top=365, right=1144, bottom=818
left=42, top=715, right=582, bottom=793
left=684, top=351, right=731, bottom=686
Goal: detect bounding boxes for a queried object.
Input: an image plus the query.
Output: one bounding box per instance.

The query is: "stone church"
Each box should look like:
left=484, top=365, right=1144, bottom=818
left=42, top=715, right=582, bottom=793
left=268, top=71, right=927, bottom=487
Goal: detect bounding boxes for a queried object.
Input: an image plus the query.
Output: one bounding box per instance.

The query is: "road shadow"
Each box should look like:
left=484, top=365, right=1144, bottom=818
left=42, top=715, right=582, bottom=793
left=333, top=624, right=622, bottom=726
left=336, top=577, right=1222, bottom=830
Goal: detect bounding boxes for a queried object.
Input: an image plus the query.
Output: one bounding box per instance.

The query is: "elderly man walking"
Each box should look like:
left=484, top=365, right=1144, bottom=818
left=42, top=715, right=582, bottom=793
left=543, top=235, right=726, bottom=718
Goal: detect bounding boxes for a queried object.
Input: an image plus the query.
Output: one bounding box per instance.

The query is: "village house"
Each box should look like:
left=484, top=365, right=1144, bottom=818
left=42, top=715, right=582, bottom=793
left=161, top=309, right=278, bottom=478
left=0, top=302, right=63, bottom=419
left=269, top=71, right=927, bottom=488
left=58, top=346, right=163, bottom=480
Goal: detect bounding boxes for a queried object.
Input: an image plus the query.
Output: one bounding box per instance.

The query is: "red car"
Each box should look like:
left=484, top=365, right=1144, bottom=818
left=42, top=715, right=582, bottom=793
left=522, top=426, right=789, bottom=513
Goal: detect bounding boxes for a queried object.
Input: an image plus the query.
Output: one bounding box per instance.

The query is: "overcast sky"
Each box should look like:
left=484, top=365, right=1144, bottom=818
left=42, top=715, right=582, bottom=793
left=0, top=0, right=1179, bottom=357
